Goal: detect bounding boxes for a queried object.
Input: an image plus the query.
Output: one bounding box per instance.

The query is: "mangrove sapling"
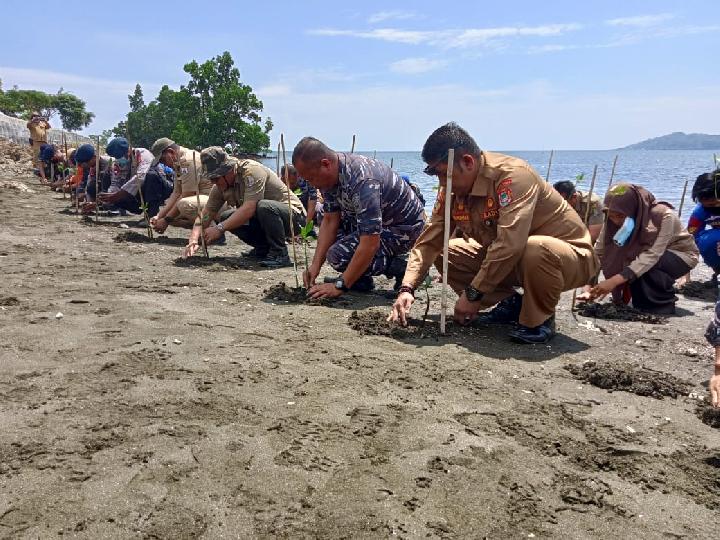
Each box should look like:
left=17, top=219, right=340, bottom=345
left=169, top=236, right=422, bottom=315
left=299, top=220, right=314, bottom=273
left=191, top=152, right=209, bottom=258
left=419, top=274, right=433, bottom=332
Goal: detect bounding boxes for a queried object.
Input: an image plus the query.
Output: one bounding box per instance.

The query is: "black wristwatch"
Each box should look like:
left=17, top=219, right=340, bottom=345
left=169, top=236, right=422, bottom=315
left=335, top=276, right=349, bottom=292
left=464, top=285, right=483, bottom=302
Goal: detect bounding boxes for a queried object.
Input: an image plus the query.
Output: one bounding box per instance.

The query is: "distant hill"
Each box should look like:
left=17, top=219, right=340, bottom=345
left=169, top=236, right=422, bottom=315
left=620, top=132, right=720, bottom=150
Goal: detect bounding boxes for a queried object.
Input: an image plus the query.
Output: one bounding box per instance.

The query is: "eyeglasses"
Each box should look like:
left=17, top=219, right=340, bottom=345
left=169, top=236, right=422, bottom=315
left=423, top=150, right=450, bottom=176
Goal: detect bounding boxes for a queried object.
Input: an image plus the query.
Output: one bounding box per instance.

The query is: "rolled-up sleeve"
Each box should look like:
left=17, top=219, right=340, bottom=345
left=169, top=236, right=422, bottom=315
left=204, top=185, right=225, bottom=217
left=471, top=170, right=538, bottom=292
left=621, top=211, right=674, bottom=281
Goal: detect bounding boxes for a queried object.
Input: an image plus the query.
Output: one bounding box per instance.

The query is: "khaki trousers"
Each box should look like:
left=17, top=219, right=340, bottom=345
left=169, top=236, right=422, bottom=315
left=435, top=236, right=597, bottom=327
left=31, top=140, right=44, bottom=168
left=173, top=195, right=210, bottom=228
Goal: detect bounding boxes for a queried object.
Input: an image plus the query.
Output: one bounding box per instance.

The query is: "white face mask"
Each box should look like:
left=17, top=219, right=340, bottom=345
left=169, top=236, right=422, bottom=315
left=613, top=217, right=636, bottom=246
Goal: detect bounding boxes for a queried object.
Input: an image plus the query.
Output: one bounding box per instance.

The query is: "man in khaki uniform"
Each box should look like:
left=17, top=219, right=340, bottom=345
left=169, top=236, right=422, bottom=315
left=27, top=112, right=51, bottom=174
left=183, top=147, right=305, bottom=268
left=148, top=138, right=214, bottom=231
left=388, top=122, right=599, bottom=343
left=553, top=180, right=604, bottom=243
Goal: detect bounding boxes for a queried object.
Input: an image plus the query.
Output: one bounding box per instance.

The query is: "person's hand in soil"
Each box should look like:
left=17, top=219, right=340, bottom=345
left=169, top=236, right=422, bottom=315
left=81, top=201, right=96, bottom=214
left=388, top=292, right=415, bottom=326
left=711, top=347, right=720, bottom=408
left=308, top=283, right=343, bottom=299
left=675, top=273, right=690, bottom=288
left=454, top=293, right=483, bottom=325
left=576, top=285, right=593, bottom=303
left=203, top=226, right=222, bottom=245
left=590, top=274, right=627, bottom=301
left=303, top=263, right=321, bottom=288
left=183, top=241, right=200, bottom=259
left=150, top=216, right=168, bottom=234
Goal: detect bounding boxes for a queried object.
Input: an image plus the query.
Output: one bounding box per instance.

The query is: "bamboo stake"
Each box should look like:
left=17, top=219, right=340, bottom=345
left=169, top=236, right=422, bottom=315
left=50, top=162, right=55, bottom=192
left=572, top=164, right=598, bottom=311
left=678, top=180, right=689, bottom=218
left=545, top=150, right=554, bottom=182
left=373, top=150, right=377, bottom=159
left=390, top=157, right=394, bottom=169
left=351, top=134, right=356, bottom=153
left=62, top=133, right=67, bottom=199
left=192, top=151, right=209, bottom=258
left=440, top=148, right=454, bottom=335
left=94, top=138, right=100, bottom=223
left=608, top=154, right=619, bottom=190
left=714, top=153, right=718, bottom=169
left=280, top=133, right=300, bottom=288
left=276, top=141, right=280, bottom=175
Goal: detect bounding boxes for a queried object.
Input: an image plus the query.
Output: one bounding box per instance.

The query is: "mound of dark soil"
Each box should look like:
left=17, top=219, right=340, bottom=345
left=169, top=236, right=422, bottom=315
left=114, top=231, right=186, bottom=245
left=577, top=302, right=667, bottom=324
left=173, top=256, right=247, bottom=271
left=263, top=282, right=331, bottom=305
left=677, top=280, right=717, bottom=302
left=348, top=309, right=450, bottom=339
left=565, top=361, right=690, bottom=399
left=696, top=404, right=720, bottom=428
left=0, top=296, right=20, bottom=306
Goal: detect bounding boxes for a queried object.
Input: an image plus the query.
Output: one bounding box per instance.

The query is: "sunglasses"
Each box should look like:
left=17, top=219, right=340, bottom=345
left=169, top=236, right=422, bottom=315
left=423, top=150, right=450, bottom=176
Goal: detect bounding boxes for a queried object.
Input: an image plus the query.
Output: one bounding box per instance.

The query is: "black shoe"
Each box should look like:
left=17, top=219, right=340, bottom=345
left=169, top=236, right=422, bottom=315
left=244, top=247, right=269, bottom=258
left=351, top=275, right=374, bottom=292
left=384, top=255, right=408, bottom=291
left=475, top=293, right=523, bottom=325
left=508, top=316, right=556, bottom=344
left=259, top=254, right=293, bottom=268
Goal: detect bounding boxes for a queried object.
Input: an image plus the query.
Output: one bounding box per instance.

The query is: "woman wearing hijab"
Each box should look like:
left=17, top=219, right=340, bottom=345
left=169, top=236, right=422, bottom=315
left=588, top=183, right=698, bottom=314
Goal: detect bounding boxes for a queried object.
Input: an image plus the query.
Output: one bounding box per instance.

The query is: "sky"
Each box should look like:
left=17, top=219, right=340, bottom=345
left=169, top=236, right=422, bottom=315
left=1, top=0, right=718, bottom=150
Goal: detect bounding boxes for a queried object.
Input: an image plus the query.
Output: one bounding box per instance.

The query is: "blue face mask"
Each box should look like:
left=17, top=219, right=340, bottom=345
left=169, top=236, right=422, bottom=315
left=163, top=165, right=174, bottom=175
left=116, top=157, right=129, bottom=167
left=613, top=217, right=635, bottom=246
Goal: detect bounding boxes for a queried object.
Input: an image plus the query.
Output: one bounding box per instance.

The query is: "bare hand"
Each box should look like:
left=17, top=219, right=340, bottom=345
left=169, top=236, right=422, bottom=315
left=182, top=241, right=200, bottom=259
left=151, top=217, right=168, bottom=233
left=98, top=191, right=122, bottom=205
left=453, top=293, right=483, bottom=325
left=81, top=201, right=96, bottom=215
left=589, top=275, right=626, bottom=302
left=307, top=283, right=343, bottom=299
left=203, top=226, right=222, bottom=244
left=388, top=292, right=415, bottom=326
left=711, top=374, right=720, bottom=408
left=303, top=264, right=320, bottom=288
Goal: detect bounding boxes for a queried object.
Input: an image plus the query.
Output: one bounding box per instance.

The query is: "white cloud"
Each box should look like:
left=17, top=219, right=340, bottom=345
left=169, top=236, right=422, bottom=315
left=368, top=10, right=417, bottom=24
left=606, top=13, right=675, bottom=27
left=526, top=44, right=578, bottom=54
left=389, top=57, right=447, bottom=74
left=308, top=23, right=583, bottom=49
left=255, top=84, right=292, bottom=97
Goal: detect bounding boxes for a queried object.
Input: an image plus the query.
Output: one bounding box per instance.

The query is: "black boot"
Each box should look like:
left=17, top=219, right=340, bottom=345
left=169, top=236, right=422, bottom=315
left=385, top=255, right=408, bottom=291
left=475, top=293, right=523, bottom=325
left=508, top=316, right=556, bottom=344
left=260, top=248, right=292, bottom=268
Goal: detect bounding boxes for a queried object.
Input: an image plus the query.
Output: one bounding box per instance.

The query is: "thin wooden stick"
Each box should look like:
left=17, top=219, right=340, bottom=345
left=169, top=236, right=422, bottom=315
left=608, top=154, right=619, bottom=190
left=545, top=150, right=554, bottom=182
left=373, top=150, right=377, bottom=159
left=440, top=148, right=455, bottom=335
left=351, top=135, right=356, bottom=153
left=62, top=133, right=67, bottom=199
left=192, top=151, right=209, bottom=258
left=714, top=153, right=718, bottom=169
left=390, top=157, right=394, bottom=169
left=94, top=138, right=100, bottom=223
left=280, top=133, right=300, bottom=288
left=50, top=162, right=55, bottom=191
left=276, top=141, right=280, bottom=175
left=572, top=164, right=598, bottom=311
left=678, top=179, right=689, bottom=218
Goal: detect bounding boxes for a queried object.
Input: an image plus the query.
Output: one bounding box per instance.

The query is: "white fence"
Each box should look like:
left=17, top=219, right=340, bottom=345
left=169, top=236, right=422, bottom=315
left=0, top=111, right=92, bottom=147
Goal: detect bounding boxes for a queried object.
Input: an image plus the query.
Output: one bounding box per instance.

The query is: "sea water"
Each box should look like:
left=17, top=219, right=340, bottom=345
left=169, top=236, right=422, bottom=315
left=263, top=149, right=719, bottom=215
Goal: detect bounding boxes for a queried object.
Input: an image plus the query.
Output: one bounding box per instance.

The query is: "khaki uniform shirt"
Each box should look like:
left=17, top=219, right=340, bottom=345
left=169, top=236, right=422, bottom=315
left=205, top=159, right=305, bottom=217
left=172, top=146, right=213, bottom=196
left=27, top=119, right=50, bottom=142
left=595, top=207, right=699, bottom=280
left=405, top=151, right=597, bottom=293
left=573, top=190, right=604, bottom=226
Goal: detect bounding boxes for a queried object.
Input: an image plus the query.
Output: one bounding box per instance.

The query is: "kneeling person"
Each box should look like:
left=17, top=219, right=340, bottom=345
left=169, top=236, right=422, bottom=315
left=389, top=122, right=599, bottom=344
left=292, top=137, right=425, bottom=298
left=183, top=147, right=305, bottom=267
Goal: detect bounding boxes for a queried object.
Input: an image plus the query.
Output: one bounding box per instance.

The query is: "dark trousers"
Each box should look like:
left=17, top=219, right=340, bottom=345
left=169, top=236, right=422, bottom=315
left=90, top=171, right=173, bottom=218
left=630, top=251, right=692, bottom=314
left=224, top=200, right=303, bottom=256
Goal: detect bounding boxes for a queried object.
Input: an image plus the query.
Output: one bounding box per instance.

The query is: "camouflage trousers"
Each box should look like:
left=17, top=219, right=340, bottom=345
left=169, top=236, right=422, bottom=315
left=327, top=223, right=424, bottom=277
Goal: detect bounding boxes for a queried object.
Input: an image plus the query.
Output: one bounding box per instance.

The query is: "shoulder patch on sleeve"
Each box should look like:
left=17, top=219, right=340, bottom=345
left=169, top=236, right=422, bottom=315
left=497, top=178, right=513, bottom=207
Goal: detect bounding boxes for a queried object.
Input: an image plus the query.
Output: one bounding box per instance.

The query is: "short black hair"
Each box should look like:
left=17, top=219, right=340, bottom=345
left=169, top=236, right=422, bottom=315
left=280, top=164, right=297, bottom=176
left=421, top=122, right=481, bottom=165
left=553, top=180, right=577, bottom=199
left=692, top=170, right=720, bottom=202
left=292, top=137, right=334, bottom=167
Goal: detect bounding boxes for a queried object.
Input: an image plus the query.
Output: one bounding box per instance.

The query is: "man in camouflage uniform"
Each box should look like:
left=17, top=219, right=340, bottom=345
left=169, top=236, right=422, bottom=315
left=553, top=180, right=604, bottom=243
left=292, top=136, right=425, bottom=298
left=183, top=147, right=305, bottom=268
left=148, top=138, right=214, bottom=232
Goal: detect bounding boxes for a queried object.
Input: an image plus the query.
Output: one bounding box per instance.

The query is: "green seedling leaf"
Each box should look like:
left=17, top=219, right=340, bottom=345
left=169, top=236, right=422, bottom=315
left=609, top=184, right=629, bottom=196
left=574, top=173, right=585, bottom=184
left=293, top=188, right=302, bottom=195
left=422, top=275, right=433, bottom=289
left=300, top=221, right=314, bottom=239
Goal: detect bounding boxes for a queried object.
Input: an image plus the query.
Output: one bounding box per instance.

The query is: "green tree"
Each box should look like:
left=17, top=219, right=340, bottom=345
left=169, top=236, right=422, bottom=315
left=0, top=84, right=94, bottom=130
left=54, top=92, right=95, bottom=130
left=114, top=52, right=272, bottom=154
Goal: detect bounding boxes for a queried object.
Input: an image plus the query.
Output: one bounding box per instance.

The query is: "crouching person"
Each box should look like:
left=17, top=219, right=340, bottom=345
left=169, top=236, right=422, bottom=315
left=96, top=137, right=157, bottom=214
left=589, top=184, right=698, bottom=314
left=388, top=122, right=599, bottom=343
left=148, top=138, right=213, bottom=232
left=292, top=137, right=425, bottom=298
left=183, top=147, right=305, bottom=267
